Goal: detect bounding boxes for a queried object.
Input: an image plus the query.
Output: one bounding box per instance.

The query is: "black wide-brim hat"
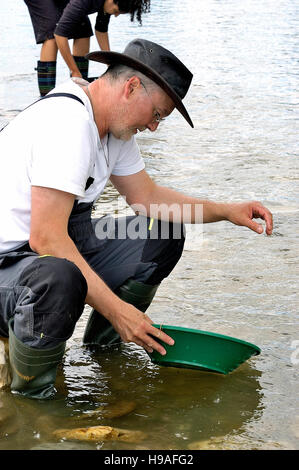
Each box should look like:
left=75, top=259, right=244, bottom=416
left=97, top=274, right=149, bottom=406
left=85, top=38, right=194, bottom=128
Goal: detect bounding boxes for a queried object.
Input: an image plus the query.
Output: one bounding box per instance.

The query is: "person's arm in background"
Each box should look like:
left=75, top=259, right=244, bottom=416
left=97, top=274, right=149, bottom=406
left=94, top=10, right=111, bottom=50
left=54, top=35, right=82, bottom=77
left=95, top=30, right=110, bottom=50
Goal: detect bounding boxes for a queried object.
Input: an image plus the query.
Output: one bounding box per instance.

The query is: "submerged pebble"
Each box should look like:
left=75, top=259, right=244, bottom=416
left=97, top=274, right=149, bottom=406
left=53, top=425, right=146, bottom=443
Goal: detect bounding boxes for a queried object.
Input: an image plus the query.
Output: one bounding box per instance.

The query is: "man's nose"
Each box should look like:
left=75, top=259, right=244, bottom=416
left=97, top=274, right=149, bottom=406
left=147, top=122, right=159, bottom=132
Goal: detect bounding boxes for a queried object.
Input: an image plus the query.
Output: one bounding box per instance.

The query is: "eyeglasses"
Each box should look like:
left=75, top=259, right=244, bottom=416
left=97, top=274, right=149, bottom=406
left=140, top=82, right=165, bottom=124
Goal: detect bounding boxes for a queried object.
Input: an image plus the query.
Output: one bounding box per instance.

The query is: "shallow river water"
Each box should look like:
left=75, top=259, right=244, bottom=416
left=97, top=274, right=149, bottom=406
left=0, top=0, right=298, bottom=451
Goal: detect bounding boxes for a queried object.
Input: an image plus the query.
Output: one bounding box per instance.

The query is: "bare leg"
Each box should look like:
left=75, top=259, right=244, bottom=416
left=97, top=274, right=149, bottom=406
left=73, top=37, right=90, bottom=56
left=40, top=38, right=58, bottom=62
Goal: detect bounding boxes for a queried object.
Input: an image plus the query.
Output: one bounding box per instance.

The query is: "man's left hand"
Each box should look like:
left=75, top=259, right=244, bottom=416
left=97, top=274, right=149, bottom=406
left=224, top=201, right=273, bottom=235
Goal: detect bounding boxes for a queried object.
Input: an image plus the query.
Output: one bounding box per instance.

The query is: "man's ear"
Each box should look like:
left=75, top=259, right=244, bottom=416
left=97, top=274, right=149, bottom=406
left=124, top=76, right=141, bottom=99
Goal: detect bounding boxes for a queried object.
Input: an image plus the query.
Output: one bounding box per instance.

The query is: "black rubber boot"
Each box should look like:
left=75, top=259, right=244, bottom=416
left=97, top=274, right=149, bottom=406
left=73, top=55, right=89, bottom=80
left=83, top=279, right=159, bottom=347
left=8, top=320, right=65, bottom=400
left=35, top=60, right=56, bottom=96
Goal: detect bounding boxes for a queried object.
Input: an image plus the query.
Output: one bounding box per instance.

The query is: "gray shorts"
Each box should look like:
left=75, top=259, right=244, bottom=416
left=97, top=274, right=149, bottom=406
left=24, top=0, right=93, bottom=44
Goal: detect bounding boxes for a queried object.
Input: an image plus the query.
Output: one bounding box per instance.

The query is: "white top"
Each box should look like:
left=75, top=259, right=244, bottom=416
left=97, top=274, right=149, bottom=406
left=0, top=79, right=145, bottom=253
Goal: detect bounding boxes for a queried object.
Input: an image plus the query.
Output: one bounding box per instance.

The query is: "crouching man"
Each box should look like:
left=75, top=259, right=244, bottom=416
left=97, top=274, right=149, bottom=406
left=0, top=39, right=273, bottom=399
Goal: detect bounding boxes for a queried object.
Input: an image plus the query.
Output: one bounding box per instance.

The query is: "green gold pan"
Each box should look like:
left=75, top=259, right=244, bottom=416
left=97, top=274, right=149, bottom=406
left=148, top=324, right=261, bottom=374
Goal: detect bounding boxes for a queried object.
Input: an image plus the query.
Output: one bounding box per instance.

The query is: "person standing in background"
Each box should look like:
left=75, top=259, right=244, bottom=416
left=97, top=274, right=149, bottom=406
left=24, top=0, right=151, bottom=96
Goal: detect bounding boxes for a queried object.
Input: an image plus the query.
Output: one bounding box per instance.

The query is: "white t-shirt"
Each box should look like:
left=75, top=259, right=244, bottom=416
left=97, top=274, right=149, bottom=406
left=0, top=79, right=145, bottom=253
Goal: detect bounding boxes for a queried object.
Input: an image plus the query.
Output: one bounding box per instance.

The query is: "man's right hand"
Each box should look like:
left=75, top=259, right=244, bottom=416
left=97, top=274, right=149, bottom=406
left=108, top=300, right=175, bottom=356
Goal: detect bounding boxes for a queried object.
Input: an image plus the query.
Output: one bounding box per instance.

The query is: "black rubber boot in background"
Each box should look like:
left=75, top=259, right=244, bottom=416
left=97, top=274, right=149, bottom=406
left=73, top=55, right=89, bottom=80
left=35, top=60, right=56, bottom=96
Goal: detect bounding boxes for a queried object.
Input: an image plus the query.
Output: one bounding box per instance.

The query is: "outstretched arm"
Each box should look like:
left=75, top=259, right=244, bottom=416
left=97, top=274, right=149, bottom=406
left=110, top=170, right=273, bottom=235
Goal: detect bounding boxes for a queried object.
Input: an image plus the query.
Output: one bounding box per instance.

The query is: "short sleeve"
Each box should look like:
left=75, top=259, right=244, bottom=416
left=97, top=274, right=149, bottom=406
left=95, top=11, right=111, bottom=32
left=110, top=136, right=145, bottom=176
left=30, top=100, right=94, bottom=197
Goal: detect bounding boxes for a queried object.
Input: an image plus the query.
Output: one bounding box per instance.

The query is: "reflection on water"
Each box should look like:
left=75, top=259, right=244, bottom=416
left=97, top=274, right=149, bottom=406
left=0, top=340, right=263, bottom=450
left=0, top=0, right=298, bottom=450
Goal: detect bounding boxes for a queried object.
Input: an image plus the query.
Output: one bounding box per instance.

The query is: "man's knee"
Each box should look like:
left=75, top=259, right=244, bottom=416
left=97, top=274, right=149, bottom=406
left=18, top=255, right=87, bottom=302
left=141, top=221, right=185, bottom=285
left=14, top=256, right=87, bottom=347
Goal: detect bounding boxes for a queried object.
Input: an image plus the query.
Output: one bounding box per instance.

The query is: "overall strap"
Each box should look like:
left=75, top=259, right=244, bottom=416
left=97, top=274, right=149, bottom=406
left=38, top=92, right=84, bottom=106
left=0, top=93, right=84, bottom=132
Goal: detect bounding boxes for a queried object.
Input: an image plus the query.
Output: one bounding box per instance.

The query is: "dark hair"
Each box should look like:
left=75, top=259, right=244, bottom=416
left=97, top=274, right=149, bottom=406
left=114, top=0, right=151, bottom=24
left=103, top=63, right=159, bottom=92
